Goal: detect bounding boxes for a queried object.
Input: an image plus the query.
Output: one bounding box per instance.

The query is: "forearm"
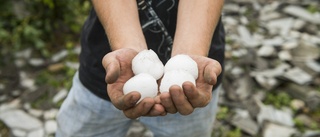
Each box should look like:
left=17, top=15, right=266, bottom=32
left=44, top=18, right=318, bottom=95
left=172, top=0, right=224, bottom=56
left=92, top=0, right=147, bottom=52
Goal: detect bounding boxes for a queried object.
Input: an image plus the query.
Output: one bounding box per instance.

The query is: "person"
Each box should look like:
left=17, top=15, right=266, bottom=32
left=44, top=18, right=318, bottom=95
left=56, top=0, right=225, bottom=136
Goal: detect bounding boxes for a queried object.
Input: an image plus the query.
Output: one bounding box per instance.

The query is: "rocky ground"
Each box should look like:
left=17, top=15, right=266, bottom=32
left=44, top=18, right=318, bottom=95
left=1, top=0, right=320, bottom=137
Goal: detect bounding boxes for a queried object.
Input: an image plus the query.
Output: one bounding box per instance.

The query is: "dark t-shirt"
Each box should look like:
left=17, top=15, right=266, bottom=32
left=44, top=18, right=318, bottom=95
left=79, top=1, right=225, bottom=101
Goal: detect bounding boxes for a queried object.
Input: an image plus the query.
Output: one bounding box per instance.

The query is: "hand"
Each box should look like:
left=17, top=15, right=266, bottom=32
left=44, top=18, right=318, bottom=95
left=102, top=48, right=166, bottom=119
left=158, top=55, right=222, bottom=115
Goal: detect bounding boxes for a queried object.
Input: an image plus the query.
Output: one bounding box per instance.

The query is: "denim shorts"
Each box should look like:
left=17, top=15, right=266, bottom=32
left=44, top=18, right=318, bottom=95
left=56, top=72, right=221, bottom=137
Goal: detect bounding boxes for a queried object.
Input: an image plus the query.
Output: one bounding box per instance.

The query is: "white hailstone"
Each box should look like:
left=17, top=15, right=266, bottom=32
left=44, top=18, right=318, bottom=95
left=164, top=54, right=198, bottom=79
left=159, top=70, right=196, bottom=93
left=132, top=49, right=164, bottom=80
left=123, top=73, right=158, bottom=103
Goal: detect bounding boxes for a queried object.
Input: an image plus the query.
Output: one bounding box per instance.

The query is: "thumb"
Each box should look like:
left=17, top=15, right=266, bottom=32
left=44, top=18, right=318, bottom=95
left=102, top=53, right=120, bottom=84
left=203, top=60, right=221, bottom=85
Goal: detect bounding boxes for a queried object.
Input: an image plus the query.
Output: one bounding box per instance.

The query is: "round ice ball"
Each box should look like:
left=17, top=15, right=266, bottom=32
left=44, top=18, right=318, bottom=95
left=164, top=54, right=198, bottom=79
left=159, top=70, right=196, bottom=93
left=132, top=49, right=164, bottom=80
left=123, top=73, right=158, bottom=103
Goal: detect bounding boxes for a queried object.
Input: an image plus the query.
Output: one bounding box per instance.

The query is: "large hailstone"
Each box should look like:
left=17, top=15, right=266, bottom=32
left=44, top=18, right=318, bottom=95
left=164, top=54, right=198, bottom=79
left=123, top=73, right=158, bottom=103
left=159, top=70, right=196, bottom=93
left=132, top=49, right=164, bottom=80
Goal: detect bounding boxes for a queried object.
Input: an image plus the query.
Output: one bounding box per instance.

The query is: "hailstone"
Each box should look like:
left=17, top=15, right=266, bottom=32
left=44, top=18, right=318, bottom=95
left=164, top=54, right=198, bottom=79
left=132, top=49, right=164, bottom=80
left=159, top=70, right=196, bottom=93
left=123, top=73, right=158, bottom=103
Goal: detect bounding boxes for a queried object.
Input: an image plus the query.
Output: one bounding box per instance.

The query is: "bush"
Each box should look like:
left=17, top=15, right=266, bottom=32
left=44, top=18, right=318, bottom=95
left=0, top=0, right=90, bottom=57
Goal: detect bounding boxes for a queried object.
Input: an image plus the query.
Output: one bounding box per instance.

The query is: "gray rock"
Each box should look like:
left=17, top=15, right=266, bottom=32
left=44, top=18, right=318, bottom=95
left=260, top=12, right=282, bottom=21
left=45, top=120, right=57, bottom=135
left=282, top=40, right=298, bottom=50
left=263, top=122, right=297, bottom=137
left=0, top=109, right=42, bottom=131
left=295, top=114, right=314, bottom=128
left=29, top=58, right=45, bottom=67
left=12, top=129, right=27, bottom=137
left=14, top=59, right=26, bottom=68
left=0, top=95, right=8, bottom=102
left=292, top=19, right=306, bottom=30
left=15, top=48, right=32, bottom=59
left=283, top=5, right=320, bottom=24
left=262, top=37, right=284, bottom=46
left=257, top=104, right=294, bottom=127
left=65, top=62, right=79, bottom=70
left=283, top=67, right=313, bottom=85
left=237, top=25, right=260, bottom=47
left=278, top=50, right=292, bottom=61
left=53, top=89, right=68, bottom=103
left=27, top=128, right=44, bottom=137
left=306, top=60, right=320, bottom=73
left=266, top=18, right=294, bottom=36
left=257, top=45, right=275, bottom=57
left=0, top=99, right=21, bottom=112
left=51, top=50, right=68, bottom=62
left=44, top=109, right=59, bottom=120
left=0, top=83, right=4, bottom=90
left=290, top=99, right=305, bottom=110
left=231, top=109, right=259, bottom=136
left=28, top=109, right=43, bottom=118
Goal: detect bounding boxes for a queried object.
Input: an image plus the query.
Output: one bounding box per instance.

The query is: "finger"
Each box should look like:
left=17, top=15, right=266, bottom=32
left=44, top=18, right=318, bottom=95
left=183, top=82, right=211, bottom=107
left=111, top=91, right=141, bottom=110
left=148, top=104, right=167, bottom=116
left=160, top=92, right=177, bottom=114
left=169, top=85, right=194, bottom=115
left=123, top=98, right=155, bottom=119
left=102, top=53, right=120, bottom=84
left=203, top=60, right=221, bottom=85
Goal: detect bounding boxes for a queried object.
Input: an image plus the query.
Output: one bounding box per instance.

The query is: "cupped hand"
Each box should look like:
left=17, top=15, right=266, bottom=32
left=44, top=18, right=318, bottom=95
left=102, top=48, right=166, bottom=119
left=159, top=55, right=222, bottom=115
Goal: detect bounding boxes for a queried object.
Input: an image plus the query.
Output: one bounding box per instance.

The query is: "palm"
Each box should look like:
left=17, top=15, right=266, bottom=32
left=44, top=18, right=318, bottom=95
left=102, top=48, right=166, bottom=119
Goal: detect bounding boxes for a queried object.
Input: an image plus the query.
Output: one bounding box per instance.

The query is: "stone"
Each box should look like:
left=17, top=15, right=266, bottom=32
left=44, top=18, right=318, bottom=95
left=28, top=109, right=43, bottom=118
left=263, top=122, right=297, bottom=137
left=283, top=5, right=320, bottom=25
left=257, top=105, right=294, bottom=127
left=14, top=59, right=26, bottom=68
left=224, top=17, right=239, bottom=26
left=45, top=120, right=57, bottom=134
left=0, top=109, right=42, bottom=131
left=231, top=109, right=259, bottom=136
left=51, top=50, right=68, bottom=62
left=0, top=83, right=4, bottom=90
left=0, top=99, right=21, bottom=112
left=11, top=90, right=21, bottom=97
left=237, top=25, right=260, bottom=47
left=65, top=62, right=79, bottom=70
left=262, top=37, right=284, bottom=46
left=0, top=95, right=8, bottom=102
left=290, top=99, right=305, bottom=110
left=44, top=109, right=59, bottom=120
left=282, top=41, right=298, bottom=50
left=27, top=128, right=45, bottom=137
left=72, top=46, right=81, bottom=55
left=231, top=49, right=248, bottom=58
left=29, top=58, right=45, bottom=67
left=12, top=129, right=27, bottom=137
left=14, top=48, right=32, bottom=58
left=53, top=89, right=68, bottom=103
left=266, top=18, right=294, bottom=36
left=257, top=45, right=275, bottom=57
left=260, top=12, right=281, bottom=21
left=240, top=16, right=249, bottom=25
left=283, top=67, right=313, bottom=85
left=48, top=63, right=65, bottom=72
left=254, top=75, right=279, bottom=90
left=295, top=114, right=314, bottom=128
left=292, top=19, right=306, bottom=30
left=278, top=50, right=292, bottom=61
left=306, top=60, right=320, bottom=73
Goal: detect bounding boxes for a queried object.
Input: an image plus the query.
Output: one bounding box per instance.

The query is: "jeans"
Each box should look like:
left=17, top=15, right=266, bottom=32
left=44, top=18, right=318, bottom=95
left=56, top=72, right=221, bottom=137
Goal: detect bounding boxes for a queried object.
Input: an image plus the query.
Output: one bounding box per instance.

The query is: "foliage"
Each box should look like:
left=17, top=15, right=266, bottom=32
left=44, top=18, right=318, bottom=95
left=264, top=91, right=292, bottom=109
left=0, top=0, right=90, bottom=57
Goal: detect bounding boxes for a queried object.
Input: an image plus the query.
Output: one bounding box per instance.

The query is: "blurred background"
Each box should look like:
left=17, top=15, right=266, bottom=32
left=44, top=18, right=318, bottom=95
left=0, top=0, right=319, bottom=137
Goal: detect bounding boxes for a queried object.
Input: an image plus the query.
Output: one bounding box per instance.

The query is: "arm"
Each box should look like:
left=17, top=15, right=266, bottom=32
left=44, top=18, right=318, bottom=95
left=160, top=0, right=224, bottom=115
left=92, top=0, right=147, bottom=52
left=95, top=0, right=166, bottom=118
left=172, top=0, right=224, bottom=56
